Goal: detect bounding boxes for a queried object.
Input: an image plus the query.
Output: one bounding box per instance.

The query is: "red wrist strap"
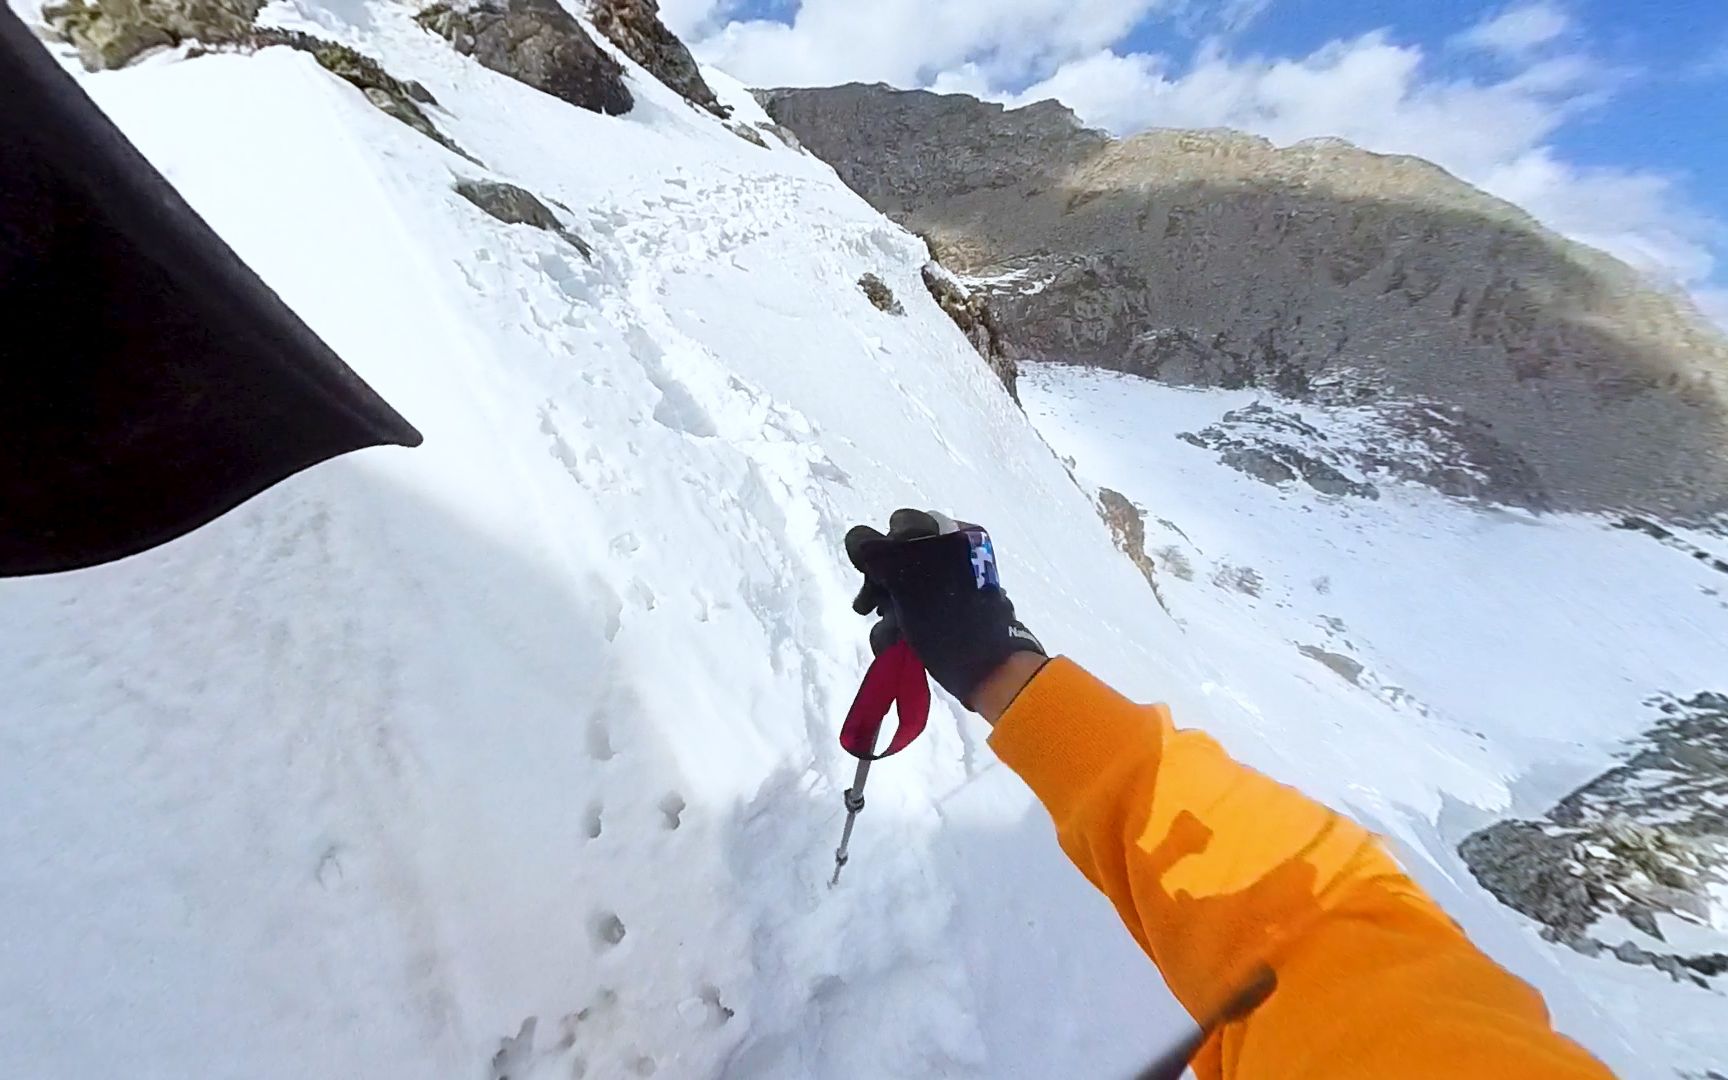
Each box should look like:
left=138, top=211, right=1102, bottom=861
left=839, top=639, right=931, bottom=759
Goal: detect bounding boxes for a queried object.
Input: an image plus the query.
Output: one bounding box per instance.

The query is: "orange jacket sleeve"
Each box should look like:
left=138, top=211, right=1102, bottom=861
left=987, top=658, right=1613, bottom=1079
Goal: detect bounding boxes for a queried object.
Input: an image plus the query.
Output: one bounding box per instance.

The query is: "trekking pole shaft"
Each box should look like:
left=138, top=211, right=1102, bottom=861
left=829, top=757, right=872, bottom=886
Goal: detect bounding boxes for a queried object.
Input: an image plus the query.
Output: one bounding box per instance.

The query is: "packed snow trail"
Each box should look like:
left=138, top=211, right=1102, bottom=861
left=1, top=0, right=1718, bottom=1075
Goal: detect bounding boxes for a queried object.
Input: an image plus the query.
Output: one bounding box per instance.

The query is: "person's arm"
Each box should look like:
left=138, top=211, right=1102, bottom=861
left=982, top=657, right=1613, bottom=1080
left=844, top=509, right=1611, bottom=1078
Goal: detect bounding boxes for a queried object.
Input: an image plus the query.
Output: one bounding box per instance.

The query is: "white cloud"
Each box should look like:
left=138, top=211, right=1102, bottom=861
left=1165, top=0, right=1274, bottom=35
left=658, top=0, right=736, bottom=40
left=1003, top=33, right=1591, bottom=176
left=692, top=0, right=1174, bottom=89
left=1453, top=2, right=1571, bottom=58
left=1213, top=0, right=1273, bottom=32
left=1477, top=150, right=1719, bottom=287
left=925, top=62, right=995, bottom=99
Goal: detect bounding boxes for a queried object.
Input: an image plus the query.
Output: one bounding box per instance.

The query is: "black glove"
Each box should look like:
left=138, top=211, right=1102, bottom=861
left=845, top=509, right=1045, bottom=708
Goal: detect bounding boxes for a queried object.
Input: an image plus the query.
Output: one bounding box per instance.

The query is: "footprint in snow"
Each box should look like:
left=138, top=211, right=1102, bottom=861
left=657, top=792, right=686, bottom=831
left=592, top=911, right=626, bottom=949
left=586, top=717, right=615, bottom=762
left=489, top=1017, right=537, bottom=1080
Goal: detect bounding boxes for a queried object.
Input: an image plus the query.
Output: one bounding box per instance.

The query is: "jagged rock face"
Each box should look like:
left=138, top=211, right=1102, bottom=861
left=920, top=264, right=1019, bottom=402
left=759, top=84, right=1728, bottom=522
left=418, top=0, right=631, bottom=116
left=757, top=85, right=1108, bottom=214
left=586, top=0, right=726, bottom=118
left=1460, top=692, right=1728, bottom=986
left=45, top=0, right=261, bottom=69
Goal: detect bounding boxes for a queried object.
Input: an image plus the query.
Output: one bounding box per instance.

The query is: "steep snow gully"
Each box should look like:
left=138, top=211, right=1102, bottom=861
left=3, top=1, right=1726, bottom=1077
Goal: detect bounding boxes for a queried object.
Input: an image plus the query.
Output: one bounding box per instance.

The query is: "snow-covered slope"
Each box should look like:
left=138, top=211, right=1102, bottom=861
left=1023, top=364, right=1728, bottom=1078
left=2, top=6, right=1183, bottom=1078
left=5, top=1, right=1724, bottom=1076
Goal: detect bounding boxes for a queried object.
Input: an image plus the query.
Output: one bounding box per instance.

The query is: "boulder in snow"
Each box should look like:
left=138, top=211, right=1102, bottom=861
left=1296, top=644, right=1365, bottom=685
left=454, top=178, right=592, bottom=259
left=417, top=0, right=632, bottom=116
left=857, top=273, right=902, bottom=316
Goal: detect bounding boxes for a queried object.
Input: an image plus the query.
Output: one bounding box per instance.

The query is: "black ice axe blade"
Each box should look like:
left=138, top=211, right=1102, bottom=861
left=0, top=8, right=423, bottom=578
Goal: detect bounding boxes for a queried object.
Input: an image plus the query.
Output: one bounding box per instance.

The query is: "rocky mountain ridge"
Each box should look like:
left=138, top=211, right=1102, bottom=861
left=760, top=84, right=1728, bottom=523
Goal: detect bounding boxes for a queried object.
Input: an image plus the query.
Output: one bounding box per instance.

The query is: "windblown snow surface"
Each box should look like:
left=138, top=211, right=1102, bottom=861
left=2, top=1, right=1725, bottom=1076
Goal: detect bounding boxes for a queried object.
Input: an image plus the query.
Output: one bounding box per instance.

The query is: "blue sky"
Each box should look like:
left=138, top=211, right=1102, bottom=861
left=1188, top=0, right=1727, bottom=193
left=671, top=0, right=1728, bottom=325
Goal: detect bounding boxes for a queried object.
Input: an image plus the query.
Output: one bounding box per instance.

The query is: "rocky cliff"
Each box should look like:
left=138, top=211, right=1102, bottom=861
left=760, top=84, right=1728, bottom=522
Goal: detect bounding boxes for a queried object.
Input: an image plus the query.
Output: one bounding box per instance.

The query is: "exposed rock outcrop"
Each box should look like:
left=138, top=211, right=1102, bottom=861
left=455, top=178, right=591, bottom=258
left=920, top=264, right=1018, bottom=402
left=45, top=0, right=261, bottom=69
left=1211, top=563, right=1264, bottom=597
left=39, top=5, right=474, bottom=159
left=1614, top=516, right=1728, bottom=576
left=1096, top=488, right=1160, bottom=599
left=254, top=29, right=437, bottom=106
left=856, top=273, right=902, bottom=315
left=759, top=84, right=1728, bottom=522
left=417, top=0, right=631, bottom=116
left=753, top=120, right=802, bottom=151
left=725, top=122, right=768, bottom=148
left=246, top=30, right=473, bottom=160
left=586, top=0, right=725, bottom=118
left=1296, top=644, right=1364, bottom=685
left=1460, top=691, right=1728, bottom=985
left=1174, top=399, right=1554, bottom=507
left=1180, top=404, right=1382, bottom=501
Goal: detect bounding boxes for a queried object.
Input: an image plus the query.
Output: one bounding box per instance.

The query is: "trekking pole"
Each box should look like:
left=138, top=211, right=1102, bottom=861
left=829, top=758, right=871, bottom=886
left=828, top=639, right=929, bottom=887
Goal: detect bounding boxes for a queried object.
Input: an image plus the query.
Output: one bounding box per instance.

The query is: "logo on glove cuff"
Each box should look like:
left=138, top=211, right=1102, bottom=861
left=965, top=527, right=1000, bottom=590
